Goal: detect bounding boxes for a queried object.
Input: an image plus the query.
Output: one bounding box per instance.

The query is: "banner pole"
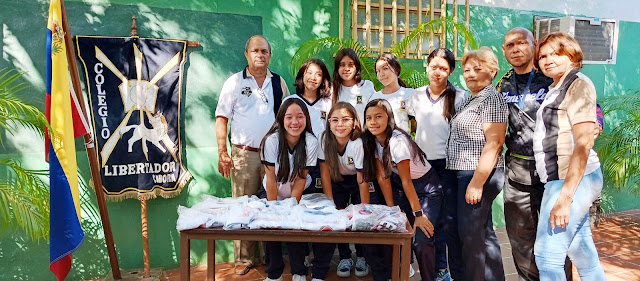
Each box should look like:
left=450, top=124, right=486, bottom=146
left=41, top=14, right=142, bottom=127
left=129, top=15, right=151, bottom=278
left=141, top=197, right=151, bottom=278
left=59, top=0, right=122, bottom=279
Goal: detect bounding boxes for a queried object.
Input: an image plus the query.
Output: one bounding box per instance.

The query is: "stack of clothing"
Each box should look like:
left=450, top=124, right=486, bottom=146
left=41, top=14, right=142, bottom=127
left=177, top=194, right=407, bottom=233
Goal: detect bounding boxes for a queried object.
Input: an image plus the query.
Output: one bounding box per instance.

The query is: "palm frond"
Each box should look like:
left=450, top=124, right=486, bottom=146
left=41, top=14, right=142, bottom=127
left=0, top=158, right=50, bottom=240
left=391, top=17, right=478, bottom=58
left=400, top=69, right=430, bottom=89
left=290, top=37, right=372, bottom=77
left=0, top=68, right=48, bottom=141
left=595, top=93, right=640, bottom=192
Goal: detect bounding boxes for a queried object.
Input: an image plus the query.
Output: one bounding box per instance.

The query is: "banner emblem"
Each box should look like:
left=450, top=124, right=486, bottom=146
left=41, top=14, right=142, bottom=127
left=76, top=36, right=191, bottom=200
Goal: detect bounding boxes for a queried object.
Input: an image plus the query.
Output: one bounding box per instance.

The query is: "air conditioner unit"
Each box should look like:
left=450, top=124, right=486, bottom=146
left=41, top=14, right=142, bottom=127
left=534, top=16, right=619, bottom=64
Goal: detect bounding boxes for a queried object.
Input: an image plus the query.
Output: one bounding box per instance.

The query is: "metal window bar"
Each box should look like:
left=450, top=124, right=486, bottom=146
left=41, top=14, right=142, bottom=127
left=349, top=0, right=470, bottom=59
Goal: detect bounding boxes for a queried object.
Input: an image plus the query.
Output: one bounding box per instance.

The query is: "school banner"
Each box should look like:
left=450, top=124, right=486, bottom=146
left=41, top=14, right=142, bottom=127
left=76, top=36, right=191, bottom=200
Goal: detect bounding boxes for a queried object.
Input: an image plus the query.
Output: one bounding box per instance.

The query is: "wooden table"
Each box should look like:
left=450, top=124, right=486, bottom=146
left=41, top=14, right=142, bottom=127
left=180, top=226, right=414, bottom=281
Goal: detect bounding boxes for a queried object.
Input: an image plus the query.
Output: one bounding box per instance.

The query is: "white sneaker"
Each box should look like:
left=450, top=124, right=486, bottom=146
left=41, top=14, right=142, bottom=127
left=354, top=257, right=369, bottom=277
left=409, top=264, right=415, bottom=277
left=263, top=277, right=283, bottom=281
left=292, top=274, right=307, bottom=281
left=311, top=279, right=324, bottom=281
left=336, top=258, right=353, bottom=277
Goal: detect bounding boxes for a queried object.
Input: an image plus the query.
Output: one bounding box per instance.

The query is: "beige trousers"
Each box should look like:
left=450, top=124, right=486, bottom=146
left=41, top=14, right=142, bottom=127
left=230, top=146, right=265, bottom=266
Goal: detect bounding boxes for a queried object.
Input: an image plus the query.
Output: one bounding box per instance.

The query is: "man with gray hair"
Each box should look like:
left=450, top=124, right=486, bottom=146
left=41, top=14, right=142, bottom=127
left=215, top=35, right=289, bottom=275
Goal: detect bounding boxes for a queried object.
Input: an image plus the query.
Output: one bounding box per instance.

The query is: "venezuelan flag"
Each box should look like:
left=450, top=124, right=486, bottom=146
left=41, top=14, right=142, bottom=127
left=46, top=0, right=89, bottom=279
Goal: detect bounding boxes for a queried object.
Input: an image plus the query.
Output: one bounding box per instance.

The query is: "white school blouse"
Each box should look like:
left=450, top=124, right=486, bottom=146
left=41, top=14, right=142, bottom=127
left=261, top=132, right=318, bottom=199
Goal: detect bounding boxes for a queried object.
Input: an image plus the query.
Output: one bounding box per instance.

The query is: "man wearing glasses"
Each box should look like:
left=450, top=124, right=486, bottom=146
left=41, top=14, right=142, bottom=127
left=215, top=35, right=290, bottom=275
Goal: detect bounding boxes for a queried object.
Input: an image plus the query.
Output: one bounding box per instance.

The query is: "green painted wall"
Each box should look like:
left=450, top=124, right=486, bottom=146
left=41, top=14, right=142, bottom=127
left=0, top=0, right=338, bottom=280
left=0, top=1, right=638, bottom=280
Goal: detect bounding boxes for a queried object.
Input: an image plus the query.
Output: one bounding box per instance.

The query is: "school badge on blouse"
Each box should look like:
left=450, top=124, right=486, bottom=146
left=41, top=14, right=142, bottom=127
left=400, top=100, right=407, bottom=111
left=241, top=87, right=252, bottom=97
left=368, top=182, right=375, bottom=192
left=347, top=156, right=354, bottom=165
left=356, top=95, right=363, bottom=104
left=321, top=111, right=327, bottom=120
left=316, top=178, right=322, bottom=188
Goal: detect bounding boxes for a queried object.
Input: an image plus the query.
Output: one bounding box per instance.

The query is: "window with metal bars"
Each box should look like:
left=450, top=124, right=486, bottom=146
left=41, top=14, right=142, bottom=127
left=345, top=0, right=470, bottom=59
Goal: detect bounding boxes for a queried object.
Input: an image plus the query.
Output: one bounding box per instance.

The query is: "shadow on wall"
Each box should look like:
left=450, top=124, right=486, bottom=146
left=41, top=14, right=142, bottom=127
left=1, top=0, right=341, bottom=279
left=0, top=1, right=265, bottom=280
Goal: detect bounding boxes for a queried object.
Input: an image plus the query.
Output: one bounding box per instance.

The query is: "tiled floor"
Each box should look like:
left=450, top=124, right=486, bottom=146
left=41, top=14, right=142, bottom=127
left=159, top=209, right=640, bottom=281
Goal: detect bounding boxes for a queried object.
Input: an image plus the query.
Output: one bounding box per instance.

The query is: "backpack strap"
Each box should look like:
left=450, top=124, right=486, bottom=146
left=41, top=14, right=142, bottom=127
left=271, top=72, right=283, bottom=116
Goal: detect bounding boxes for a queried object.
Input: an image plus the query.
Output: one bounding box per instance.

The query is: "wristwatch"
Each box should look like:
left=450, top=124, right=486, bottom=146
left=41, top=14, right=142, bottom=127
left=413, top=209, right=423, bottom=217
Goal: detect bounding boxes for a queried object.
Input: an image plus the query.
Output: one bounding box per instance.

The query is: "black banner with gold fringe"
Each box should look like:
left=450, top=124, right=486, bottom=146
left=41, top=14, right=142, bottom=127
left=76, top=36, right=191, bottom=200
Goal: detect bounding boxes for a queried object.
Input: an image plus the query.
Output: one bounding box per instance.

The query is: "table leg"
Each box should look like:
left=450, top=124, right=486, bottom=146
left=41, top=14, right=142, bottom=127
left=207, top=240, right=215, bottom=281
left=401, top=239, right=411, bottom=281
left=392, top=244, right=400, bottom=281
left=180, top=234, right=190, bottom=281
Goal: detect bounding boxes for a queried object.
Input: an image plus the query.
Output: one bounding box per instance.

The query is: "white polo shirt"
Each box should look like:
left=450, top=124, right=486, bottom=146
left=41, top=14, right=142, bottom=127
left=369, top=87, right=413, bottom=132
left=261, top=132, right=318, bottom=200
left=409, top=85, right=468, bottom=160
left=337, top=80, right=376, bottom=126
left=318, top=138, right=364, bottom=176
left=375, top=130, right=431, bottom=179
left=215, top=68, right=290, bottom=148
left=284, top=94, right=333, bottom=139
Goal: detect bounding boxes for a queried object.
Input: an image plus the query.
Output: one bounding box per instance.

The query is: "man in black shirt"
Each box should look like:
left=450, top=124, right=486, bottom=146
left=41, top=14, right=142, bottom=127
left=497, top=27, right=572, bottom=281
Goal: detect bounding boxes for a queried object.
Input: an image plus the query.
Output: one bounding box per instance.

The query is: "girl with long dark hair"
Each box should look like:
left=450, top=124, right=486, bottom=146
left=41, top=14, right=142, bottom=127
left=309, top=102, right=371, bottom=280
left=409, top=48, right=468, bottom=280
left=369, top=53, right=413, bottom=132
left=259, top=98, right=319, bottom=281
left=362, top=98, right=442, bottom=281
left=332, top=48, right=376, bottom=127
left=286, top=58, right=333, bottom=193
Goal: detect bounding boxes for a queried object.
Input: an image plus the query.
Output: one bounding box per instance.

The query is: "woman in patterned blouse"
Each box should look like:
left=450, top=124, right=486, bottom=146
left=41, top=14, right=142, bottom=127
left=446, top=46, right=508, bottom=281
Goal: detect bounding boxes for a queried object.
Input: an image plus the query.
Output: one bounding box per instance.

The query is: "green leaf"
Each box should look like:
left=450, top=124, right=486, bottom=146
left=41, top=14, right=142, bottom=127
left=0, top=68, right=51, bottom=241
left=0, top=68, right=49, bottom=142
left=0, top=159, right=50, bottom=240
left=595, top=93, right=640, bottom=192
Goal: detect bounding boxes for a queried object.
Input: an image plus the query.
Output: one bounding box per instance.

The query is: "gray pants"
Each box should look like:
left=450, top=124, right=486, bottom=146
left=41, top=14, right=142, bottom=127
left=504, top=154, right=572, bottom=281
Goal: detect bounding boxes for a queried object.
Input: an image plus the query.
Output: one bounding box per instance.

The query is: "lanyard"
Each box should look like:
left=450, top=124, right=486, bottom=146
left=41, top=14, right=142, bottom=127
left=512, top=70, right=535, bottom=111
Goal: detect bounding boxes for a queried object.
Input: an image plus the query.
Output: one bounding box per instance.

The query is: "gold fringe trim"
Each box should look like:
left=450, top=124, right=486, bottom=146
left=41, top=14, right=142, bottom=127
left=89, top=171, right=193, bottom=202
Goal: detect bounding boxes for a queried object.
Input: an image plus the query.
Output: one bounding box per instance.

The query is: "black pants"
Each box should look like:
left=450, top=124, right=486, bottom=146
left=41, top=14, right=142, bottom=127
left=391, top=170, right=442, bottom=281
left=264, top=241, right=307, bottom=279
left=257, top=187, right=308, bottom=279
left=363, top=181, right=392, bottom=281
left=333, top=174, right=365, bottom=259
left=504, top=154, right=572, bottom=281
left=455, top=168, right=505, bottom=281
left=428, top=159, right=463, bottom=274
left=311, top=174, right=365, bottom=279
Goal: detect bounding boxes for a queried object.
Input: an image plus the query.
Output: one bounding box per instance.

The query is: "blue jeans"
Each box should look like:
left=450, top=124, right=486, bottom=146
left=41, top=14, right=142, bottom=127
left=534, top=168, right=605, bottom=281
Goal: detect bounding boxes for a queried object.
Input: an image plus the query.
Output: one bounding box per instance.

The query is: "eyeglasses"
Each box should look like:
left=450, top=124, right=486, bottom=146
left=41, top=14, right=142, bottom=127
left=258, top=88, right=269, bottom=103
left=257, top=88, right=268, bottom=104
left=329, top=117, right=354, bottom=125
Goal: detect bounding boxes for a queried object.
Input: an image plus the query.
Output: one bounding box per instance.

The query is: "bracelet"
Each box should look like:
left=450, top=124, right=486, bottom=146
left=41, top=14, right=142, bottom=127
left=562, top=191, right=574, bottom=200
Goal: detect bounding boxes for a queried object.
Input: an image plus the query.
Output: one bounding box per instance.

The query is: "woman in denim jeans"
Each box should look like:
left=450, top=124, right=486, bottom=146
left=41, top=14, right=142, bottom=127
left=532, top=32, right=605, bottom=280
